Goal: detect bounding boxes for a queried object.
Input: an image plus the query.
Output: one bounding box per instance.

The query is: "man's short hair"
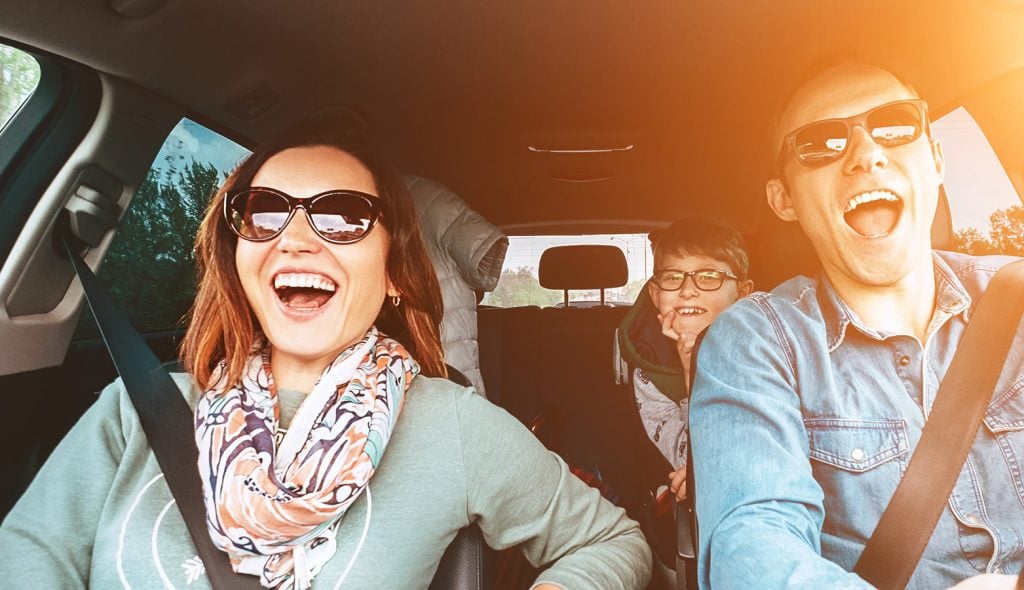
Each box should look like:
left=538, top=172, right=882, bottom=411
left=650, top=217, right=750, bottom=281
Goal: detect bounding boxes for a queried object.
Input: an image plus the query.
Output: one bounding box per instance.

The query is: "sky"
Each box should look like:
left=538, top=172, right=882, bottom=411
left=149, top=118, right=251, bottom=180
left=930, top=107, right=1020, bottom=232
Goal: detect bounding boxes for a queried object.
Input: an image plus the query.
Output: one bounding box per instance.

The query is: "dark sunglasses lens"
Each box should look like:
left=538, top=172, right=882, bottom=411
left=308, top=194, right=376, bottom=243
left=693, top=270, right=725, bottom=290
left=794, top=121, right=848, bottom=166
left=228, top=190, right=290, bottom=239
left=868, top=102, right=923, bottom=146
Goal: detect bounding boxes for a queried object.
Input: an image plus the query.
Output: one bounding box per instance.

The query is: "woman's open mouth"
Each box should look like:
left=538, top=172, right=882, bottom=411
left=273, top=272, right=337, bottom=311
left=843, top=190, right=904, bottom=239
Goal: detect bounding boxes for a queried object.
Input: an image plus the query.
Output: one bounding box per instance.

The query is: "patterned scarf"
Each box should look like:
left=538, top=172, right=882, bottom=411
left=195, top=327, right=418, bottom=589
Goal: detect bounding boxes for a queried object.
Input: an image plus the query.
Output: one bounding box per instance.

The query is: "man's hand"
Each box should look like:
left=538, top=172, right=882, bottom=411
left=947, top=574, right=1019, bottom=590
left=668, top=469, right=687, bottom=502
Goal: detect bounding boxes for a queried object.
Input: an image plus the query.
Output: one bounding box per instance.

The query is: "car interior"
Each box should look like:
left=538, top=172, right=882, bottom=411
left=2, top=0, right=1024, bottom=588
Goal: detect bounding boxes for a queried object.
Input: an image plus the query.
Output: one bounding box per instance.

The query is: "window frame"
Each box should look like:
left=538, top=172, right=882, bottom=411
left=0, top=41, right=101, bottom=270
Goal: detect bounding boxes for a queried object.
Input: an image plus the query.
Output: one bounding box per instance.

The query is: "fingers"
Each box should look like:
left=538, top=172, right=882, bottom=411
left=658, top=310, right=681, bottom=341
left=677, top=331, right=698, bottom=356
left=668, top=470, right=687, bottom=502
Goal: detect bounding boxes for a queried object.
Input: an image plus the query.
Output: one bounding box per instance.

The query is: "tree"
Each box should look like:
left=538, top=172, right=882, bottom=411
left=0, top=45, right=41, bottom=126
left=78, top=159, right=223, bottom=338
left=951, top=226, right=995, bottom=256
left=484, top=267, right=561, bottom=307
left=987, top=205, right=1024, bottom=256
left=950, top=205, right=1024, bottom=257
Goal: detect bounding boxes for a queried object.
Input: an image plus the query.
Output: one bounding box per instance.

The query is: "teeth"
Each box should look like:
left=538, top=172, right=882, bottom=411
left=844, top=190, right=900, bottom=213
left=273, top=273, right=337, bottom=292
left=675, top=307, right=706, bottom=315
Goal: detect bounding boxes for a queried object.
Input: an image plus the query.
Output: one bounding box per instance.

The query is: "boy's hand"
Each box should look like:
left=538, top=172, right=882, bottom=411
left=668, top=469, right=687, bottom=502
left=658, top=309, right=699, bottom=362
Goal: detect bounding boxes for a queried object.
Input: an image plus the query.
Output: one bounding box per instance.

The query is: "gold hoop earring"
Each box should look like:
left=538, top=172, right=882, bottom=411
left=391, top=294, right=401, bottom=307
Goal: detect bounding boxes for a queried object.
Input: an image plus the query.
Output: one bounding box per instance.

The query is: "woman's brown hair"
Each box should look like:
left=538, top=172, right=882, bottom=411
left=181, top=124, right=446, bottom=388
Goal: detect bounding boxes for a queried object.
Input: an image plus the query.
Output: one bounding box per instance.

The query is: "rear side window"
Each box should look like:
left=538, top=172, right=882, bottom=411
left=931, top=107, right=1022, bottom=256
left=0, top=44, right=41, bottom=130
left=481, top=234, right=652, bottom=308
left=74, top=119, right=250, bottom=338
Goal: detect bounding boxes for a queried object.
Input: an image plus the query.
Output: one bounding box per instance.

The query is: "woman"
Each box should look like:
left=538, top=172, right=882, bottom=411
left=0, top=125, right=651, bottom=589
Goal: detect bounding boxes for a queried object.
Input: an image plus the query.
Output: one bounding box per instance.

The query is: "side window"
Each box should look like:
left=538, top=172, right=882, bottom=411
left=74, top=119, right=250, bottom=339
left=0, top=44, right=41, bottom=130
left=481, top=234, right=652, bottom=308
left=931, top=107, right=1022, bottom=256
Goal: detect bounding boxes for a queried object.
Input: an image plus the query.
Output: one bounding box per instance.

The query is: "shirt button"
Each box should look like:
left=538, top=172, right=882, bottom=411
left=851, top=448, right=865, bottom=461
left=898, top=356, right=911, bottom=367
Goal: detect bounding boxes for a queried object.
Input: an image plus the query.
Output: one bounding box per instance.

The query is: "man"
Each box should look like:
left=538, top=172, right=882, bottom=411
left=689, top=61, right=1023, bottom=590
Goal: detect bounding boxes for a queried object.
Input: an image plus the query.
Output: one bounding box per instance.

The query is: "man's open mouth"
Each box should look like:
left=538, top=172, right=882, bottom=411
left=843, top=190, right=903, bottom=238
left=273, top=272, right=337, bottom=310
left=674, top=306, right=707, bottom=316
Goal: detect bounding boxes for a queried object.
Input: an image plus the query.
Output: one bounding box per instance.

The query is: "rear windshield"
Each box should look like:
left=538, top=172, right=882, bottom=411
left=481, top=233, right=652, bottom=308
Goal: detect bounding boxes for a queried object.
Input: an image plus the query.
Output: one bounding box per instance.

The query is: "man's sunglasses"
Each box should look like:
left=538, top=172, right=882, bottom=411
left=223, top=187, right=384, bottom=244
left=651, top=268, right=739, bottom=292
left=776, top=99, right=929, bottom=170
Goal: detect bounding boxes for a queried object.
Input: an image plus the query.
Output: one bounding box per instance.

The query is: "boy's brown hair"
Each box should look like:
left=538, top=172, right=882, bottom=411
left=650, top=217, right=749, bottom=281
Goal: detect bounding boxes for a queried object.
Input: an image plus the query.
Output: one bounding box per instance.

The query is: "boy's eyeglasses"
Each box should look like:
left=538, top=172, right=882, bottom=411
left=652, top=269, right=739, bottom=292
left=224, top=187, right=384, bottom=244
left=775, top=99, right=929, bottom=171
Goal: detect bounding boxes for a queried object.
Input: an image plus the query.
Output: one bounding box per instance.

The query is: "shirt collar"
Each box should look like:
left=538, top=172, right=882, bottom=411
left=818, top=251, right=973, bottom=353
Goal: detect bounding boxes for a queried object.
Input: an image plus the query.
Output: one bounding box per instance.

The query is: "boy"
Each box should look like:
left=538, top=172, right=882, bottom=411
left=616, top=217, right=752, bottom=501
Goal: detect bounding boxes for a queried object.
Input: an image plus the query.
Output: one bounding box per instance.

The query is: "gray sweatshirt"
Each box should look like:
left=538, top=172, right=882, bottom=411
left=0, top=374, right=650, bottom=589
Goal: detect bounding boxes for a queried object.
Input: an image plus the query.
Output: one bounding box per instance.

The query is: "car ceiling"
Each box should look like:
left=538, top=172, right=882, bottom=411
left=2, top=0, right=1024, bottom=234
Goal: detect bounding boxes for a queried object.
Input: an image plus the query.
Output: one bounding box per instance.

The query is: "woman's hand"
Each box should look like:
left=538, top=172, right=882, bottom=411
left=668, top=469, right=687, bottom=502
left=946, top=574, right=1018, bottom=590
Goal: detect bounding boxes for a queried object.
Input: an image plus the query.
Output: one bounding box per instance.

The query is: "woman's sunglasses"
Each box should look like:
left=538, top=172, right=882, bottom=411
left=776, top=99, right=929, bottom=170
left=223, top=187, right=384, bottom=244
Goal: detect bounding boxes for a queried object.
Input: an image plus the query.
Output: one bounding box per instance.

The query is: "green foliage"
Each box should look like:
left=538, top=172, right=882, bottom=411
left=0, top=45, right=41, bottom=127
left=76, top=159, right=222, bottom=338
left=483, top=267, right=562, bottom=307
left=951, top=204, right=1024, bottom=257
left=609, top=278, right=648, bottom=304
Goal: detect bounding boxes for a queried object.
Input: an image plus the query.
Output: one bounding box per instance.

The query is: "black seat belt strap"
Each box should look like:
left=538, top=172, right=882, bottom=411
left=854, top=260, right=1024, bottom=590
left=64, top=237, right=259, bottom=590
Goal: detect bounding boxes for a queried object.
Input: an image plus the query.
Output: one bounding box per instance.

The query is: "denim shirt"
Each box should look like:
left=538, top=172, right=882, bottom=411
left=690, top=250, right=1024, bottom=590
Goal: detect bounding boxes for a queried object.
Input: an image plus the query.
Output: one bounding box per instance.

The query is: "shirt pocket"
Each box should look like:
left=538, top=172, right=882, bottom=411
left=805, top=418, right=909, bottom=473
left=982, top=379, right=1024, bottom=503
left=984, top=378, right=1024, bottom=433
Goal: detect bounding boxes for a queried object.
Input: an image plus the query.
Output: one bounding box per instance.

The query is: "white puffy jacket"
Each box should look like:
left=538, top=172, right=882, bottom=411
left=405, top=176, right=508, bottom=396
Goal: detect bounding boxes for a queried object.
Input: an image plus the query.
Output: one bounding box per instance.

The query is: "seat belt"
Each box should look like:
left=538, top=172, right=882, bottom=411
left=854, top=260, right=1024, bottom=590
left=62, top=236, right=260, bottom=590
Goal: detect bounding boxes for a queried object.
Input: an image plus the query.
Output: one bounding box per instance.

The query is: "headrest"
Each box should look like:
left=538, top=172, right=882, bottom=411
left=538, top=245, right=628, bottom=290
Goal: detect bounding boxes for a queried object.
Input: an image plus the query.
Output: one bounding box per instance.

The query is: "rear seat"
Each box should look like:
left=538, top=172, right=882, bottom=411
left=478, top=245, right=641, bottom=512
